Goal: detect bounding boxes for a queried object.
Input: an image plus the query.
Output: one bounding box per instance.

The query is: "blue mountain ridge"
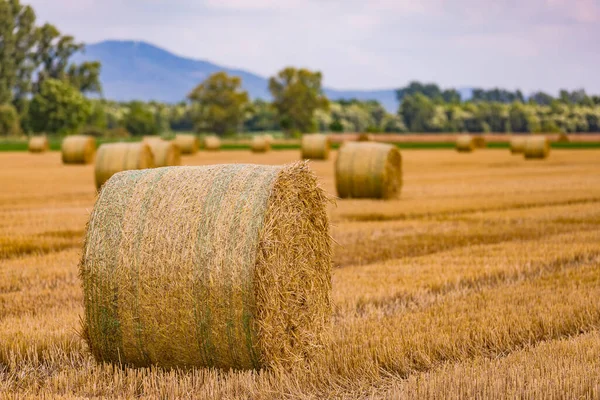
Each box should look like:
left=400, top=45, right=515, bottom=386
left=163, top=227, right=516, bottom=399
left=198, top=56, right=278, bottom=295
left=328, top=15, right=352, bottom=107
left=75, top=40, right=473, bottom=112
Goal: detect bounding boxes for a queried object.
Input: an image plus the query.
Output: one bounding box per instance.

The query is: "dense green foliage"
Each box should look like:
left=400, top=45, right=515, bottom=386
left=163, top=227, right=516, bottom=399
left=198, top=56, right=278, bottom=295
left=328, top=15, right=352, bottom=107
left=0, top=104, right=20, bottom=136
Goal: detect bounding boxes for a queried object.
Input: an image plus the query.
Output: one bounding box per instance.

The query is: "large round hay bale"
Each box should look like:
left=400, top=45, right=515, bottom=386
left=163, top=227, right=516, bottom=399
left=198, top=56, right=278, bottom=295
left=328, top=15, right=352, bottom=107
left=301, top=134, right=330, bottom=160
left=28, top=136, right=49, bottom=153
left=251, top=136, right=271, bottom=153
left=335, top=142, right=402, bottom=199
left=80, top=162, right=332, bottom=370
left=146, top=139, right=181, bottom=167
left=524, top=136, right=551, bottom=159
left=61, top=135, right=96, bottom=164
left=509, top=136, right=527, bottom=154
left=204, top=135, right=221, bottom=151
left=357, top=133, right=374, bottom=142
left=94, top=143, right=154, bottom=189
left=472, top=135, right=486, bottom=148
left=174, top=134, right=200, bottom=155
left=456, top=134, right=475, bottom=152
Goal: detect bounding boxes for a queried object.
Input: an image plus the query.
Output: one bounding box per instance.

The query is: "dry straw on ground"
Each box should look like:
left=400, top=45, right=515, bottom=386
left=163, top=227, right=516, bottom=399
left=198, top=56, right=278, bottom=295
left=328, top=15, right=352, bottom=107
left=335, top=142, right=402, bottom=199
left=28, top=136, right=49, bottom=153
left=251, top=136, right=271, bottom=153
left=94, top=143, right=154, bottom=189
left=456, top=134, right=475, bottom=152
left=357, top=133, right=374, bottom=142
left=524, top=136, right=551, bottom=159
left=145, top=139, right=181, bottom=167
left=301, top=134, right=330, bottom=160
left=61, top=135, right=96, bottom=164
left=174, top=134, right=200, bottom=155
left=510, top=136, right=527, bottom=154
left=203, top=135, right=221, bottom=151
left=80, top=162, right=332, bottom=370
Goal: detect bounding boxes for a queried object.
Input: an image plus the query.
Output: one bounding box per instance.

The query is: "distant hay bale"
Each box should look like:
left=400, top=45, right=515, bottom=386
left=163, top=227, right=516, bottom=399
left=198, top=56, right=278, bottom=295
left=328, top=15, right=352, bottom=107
left=251, top=136, right=271, bottom=153
left=301, top=134, right=330, bottom=160
left=146, top=139, right=181, bottom=167
left=94, top=143, right=154, bottom=189
left=263, top=134, right=275, bottom=145
left=204, top=135, right=221, bottom=151
left=61, top=135, right=96, bottom=164
left=80, top=162, right=332, bottom=370
left=509, top=136, right=527, bottom=154
left=456, top=134, right=475, bottom=152
left=357, top=133, right=374, bottom=142
left=174, top=134, right=200, bottom=155
left=28, top=136, right=49, bottom=153
left=557, top=133, right=569, bottom=143
left=524, top=136, right=551, bottom=160
left=335, top=142, right=402, bottom=199
left=143, top=135, right=161, bottom=143
left=472, top=135, right=486, bottom=148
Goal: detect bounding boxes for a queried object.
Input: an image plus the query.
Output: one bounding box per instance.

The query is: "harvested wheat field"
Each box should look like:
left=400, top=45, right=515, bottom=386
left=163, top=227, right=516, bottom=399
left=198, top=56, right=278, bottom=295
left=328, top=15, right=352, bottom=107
left=1, top=148, right=600, bottom=399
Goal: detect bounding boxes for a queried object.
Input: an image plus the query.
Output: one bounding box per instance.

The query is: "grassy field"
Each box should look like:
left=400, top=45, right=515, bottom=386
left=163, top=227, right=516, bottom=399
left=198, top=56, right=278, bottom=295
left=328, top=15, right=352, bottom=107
left=1, top=149, right=599, bottom=398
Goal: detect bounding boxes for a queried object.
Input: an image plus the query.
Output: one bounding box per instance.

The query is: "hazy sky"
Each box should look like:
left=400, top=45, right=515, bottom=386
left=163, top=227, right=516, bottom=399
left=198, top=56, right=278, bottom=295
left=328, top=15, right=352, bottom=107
left=26, top=0, right=600, bottom=93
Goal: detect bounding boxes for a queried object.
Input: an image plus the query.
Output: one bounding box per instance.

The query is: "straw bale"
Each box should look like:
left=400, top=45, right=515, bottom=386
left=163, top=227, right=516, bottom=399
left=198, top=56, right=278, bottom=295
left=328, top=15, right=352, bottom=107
left=174, top=134, right=200, bottom=155
left=263, top=134, right=274, bottom=145
left=251, top=136, right=271, bottom=153
left=61, top=135, right=96, bottom=164
left=456, top=134, right=475, bottom=152
left=301, top=134, right=330, bottom=160
left=524, top=136, right=551, bottom=159
left=357, top=133, right=374, bottom=142
left=557, top=133, right=569, bottom=143
left=335, top=142, right=402, bottom=199
left=28, top=136, right=49, bottom=153
left=94, top=143, right=154, bottom=189
left=509, top=136, right=527, bottom=154
left=204, top=135, right=221, bottom=151
left=146, top=139, right=180, bottom=167
left=80, top=162, right=332, bottom=370
left=472, top=135, right=486, bottom=148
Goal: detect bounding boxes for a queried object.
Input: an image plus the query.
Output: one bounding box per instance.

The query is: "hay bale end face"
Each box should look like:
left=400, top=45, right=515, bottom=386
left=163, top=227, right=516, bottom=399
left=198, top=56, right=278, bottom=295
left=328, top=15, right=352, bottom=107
left=94, top=143, right=154, bottom=189
left=28, top=136, right=49, bottom=153
left=80, top=162, right=332, bottom=370
left=62, top=135, right=96, bottom=164
left=301, top=134, right=330, bottom=160
left=204, top=135, right=221, bottom=151
left=174, top=134, right=200, bottom=155
left=524, top=136, right=551, bottom=159
left=456, top=134, right=475, bottom=152
left=472, top=136, right=486, bottom=148
left=251, top=136, right=271, bottom=153
left=145, top=139, right=181, bottom=167
left=509, top=136, right=527, bottom=154
left=335, top=142, right=402, bottom=199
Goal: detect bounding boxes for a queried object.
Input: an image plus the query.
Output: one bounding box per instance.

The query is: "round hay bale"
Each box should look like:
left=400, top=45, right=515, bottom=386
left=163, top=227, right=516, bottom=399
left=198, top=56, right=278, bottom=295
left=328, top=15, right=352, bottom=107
left=509, top=136, right=527, bottom=154
left=61, top=135, right=96, bottom=164
left=142, top=135, right=161, bottom=143
left=301, top=134, right=330, bottom=160
left=335, top=142, right=402, bottom=199
left=472, top=135, right=486, bottom=148
left=557, top=133, right=569, bottom=143
left=80, top=162, right=332, bottom=370
left=251, top=136, right=271, bottom=153
left=146, top=139, right=181, bottom=167
left=524, top=136, right=551, bottom=160
left=174, top=134, right=200, bottom=155
left=94, top=143, right=154, bottom=189
left=204, top=135, right=221, bottom=151
left=357, top=133, right=374, bottom=142
left=456, top=134, right=475, bottom=152
left=28, top=136, right=49, bottom=153
left=263, top=134, right=275, bottom=145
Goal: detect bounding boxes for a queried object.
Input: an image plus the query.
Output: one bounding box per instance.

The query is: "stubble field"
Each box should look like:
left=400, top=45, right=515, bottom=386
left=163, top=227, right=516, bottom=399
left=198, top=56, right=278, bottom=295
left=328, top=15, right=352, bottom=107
left=1, top=148, right=600, bottom=399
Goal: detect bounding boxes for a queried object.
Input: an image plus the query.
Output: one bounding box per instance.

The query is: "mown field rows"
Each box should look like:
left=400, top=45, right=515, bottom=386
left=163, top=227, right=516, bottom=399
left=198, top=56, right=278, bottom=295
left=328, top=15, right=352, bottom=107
left=0, top=149, right=599, bottom=398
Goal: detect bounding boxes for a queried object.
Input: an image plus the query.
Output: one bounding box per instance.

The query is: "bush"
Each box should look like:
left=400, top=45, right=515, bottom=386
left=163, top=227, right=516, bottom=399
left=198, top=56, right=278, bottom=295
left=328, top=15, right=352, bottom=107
left=79, top=125, right=105, bottom=138
left=0, top=104, right=21, bottom=136
left=105, top=127, right=130, bottom=139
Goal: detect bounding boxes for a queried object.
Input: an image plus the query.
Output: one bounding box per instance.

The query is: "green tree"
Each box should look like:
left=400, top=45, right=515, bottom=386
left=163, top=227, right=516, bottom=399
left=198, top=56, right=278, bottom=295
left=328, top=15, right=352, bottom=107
left=399, top=93, right=436, bottom=132
left=122, top=101, right=158, bottom=136
left=269, top=67, right=329, bottom=136
left=244, top=99, right=279, bottom=132
left=188, top=72, right=249, bottom=135
left=28, top=78, right=92, bottom=134
left=0, top=103, right=20, bottom=136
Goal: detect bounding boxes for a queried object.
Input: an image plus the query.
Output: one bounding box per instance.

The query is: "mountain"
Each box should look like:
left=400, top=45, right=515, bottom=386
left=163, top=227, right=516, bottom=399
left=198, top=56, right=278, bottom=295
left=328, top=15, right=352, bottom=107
left=76, top=40, right=473, bottom=111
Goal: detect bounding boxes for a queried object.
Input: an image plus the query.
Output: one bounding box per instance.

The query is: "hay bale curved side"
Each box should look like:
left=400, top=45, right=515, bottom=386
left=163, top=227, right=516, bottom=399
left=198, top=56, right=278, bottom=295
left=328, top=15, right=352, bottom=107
left=301, top=134, right=330, bottom=160
left=28, top=136, right=49, bottom=153
left=524, top=136, right=551, bottom=159
left=335, top=142, right=402, bottom=199
left=509, top=136, right=527, bottom=154
left=357, top=133, right=374, bottom=142
left=263, top=134, right=274, bottom=145
left=174, top=134, right=200, bottom=155
left=61, top=135, right=96, bottom=164
left=456, top=134, right=475, bottom=152
left=146, top=139, right=181, bottom=167
left=94, top=143, right=154, bottom=189
left=204, top=135, right=221, bottom=151
left=80, top=162, right=332, bottom=370
left=472, top=135, right=486, bottom=148
left=251, top=136, right=271, bottom=153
